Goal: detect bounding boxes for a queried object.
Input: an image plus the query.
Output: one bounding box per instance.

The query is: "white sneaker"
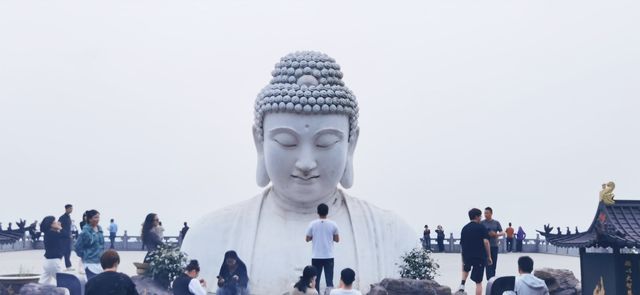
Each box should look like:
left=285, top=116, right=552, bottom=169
left=66, top=267, right=75, bottom=271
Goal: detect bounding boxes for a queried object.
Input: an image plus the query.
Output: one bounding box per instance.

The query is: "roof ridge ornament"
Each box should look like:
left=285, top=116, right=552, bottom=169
left=599, top=181, right=616, bottom=205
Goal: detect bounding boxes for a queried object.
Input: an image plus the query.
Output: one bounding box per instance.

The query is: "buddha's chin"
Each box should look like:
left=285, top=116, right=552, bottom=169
left=278, top=185, right=337, bottom=203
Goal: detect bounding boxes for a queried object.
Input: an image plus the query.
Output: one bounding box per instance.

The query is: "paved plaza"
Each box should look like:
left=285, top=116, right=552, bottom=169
left=0, top=250, right=580, bottom=291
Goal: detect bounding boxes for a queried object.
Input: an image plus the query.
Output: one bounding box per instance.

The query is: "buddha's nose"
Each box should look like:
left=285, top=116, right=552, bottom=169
left=295, top=153, right=318, bottom=175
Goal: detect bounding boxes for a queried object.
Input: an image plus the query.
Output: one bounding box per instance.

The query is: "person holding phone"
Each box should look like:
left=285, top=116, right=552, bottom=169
left=217, top=251, right=249, bottom=295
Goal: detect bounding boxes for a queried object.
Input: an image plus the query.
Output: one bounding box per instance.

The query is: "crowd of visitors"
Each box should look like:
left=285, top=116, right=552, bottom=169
left=26, top=202, right=556, bottom=295
left=422, top=218, right=529, bottom=254
left=455, top=207, right=552, bottom=295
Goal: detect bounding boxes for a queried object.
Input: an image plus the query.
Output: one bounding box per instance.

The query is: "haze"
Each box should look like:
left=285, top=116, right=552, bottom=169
left=1, top=1, right=638, bottom=239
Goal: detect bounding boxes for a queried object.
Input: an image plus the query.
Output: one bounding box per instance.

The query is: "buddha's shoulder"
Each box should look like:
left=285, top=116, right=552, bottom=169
left=343, top=194, right=414, bottom=227
left=343, top=194, right=403, bottom=220
left=343, top=193, right=418, bottom=245
left=192, top=193, right=265, bottom=226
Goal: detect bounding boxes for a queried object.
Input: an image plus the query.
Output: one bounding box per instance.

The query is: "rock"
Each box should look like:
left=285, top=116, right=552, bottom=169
left=367, top=278, right=452, bottom=295
left=131, top=275, right=172, bottom=295
left=19, top=283, right=68, bottom=295
left=533, top=268, right=580, bottom=295
left=368, top=284, right=388, bottom=295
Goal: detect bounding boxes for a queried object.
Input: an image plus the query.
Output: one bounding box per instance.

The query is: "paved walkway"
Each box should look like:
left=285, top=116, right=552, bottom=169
left=0, top=250, right=580, bottom=291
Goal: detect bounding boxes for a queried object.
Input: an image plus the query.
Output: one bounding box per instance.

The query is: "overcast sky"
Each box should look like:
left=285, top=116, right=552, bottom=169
left=0, top=1, right=638, bottom=238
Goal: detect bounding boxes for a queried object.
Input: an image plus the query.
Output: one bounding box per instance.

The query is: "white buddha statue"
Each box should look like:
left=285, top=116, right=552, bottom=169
left=181, top=51, right=417, bottom=294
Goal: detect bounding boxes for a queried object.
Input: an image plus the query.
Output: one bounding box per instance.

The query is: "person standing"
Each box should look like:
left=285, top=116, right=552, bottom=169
left=435, top=225, right=446, bottom=252
left=59, top=204, right=74, bottom=270
left=85, top=250, right=139, bottom=295
left=423, top=225, right=431, bottom=251
left=505, top=222, right=515, bottom=253
left=39, top=216, right=64, bottom=285
left=306, top=203, right=340, bottom=294
left=178, top=222, right=190, bottom=247
left=141, top=213, right=164, bottom=262
left=75, top=209, right=105, bottom=280
left=79, top=212, right=88, bottom=231
left=481, top=207, right=503, bottom=280
left=458, top=208, right=492, bottom=295
left=516, top=226, right=526, bottom=252
left=109, top=219, right=118, bottom=249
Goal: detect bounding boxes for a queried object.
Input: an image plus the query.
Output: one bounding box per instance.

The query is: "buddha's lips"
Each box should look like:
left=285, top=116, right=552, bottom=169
left=291, top=175, right=320, bottom=181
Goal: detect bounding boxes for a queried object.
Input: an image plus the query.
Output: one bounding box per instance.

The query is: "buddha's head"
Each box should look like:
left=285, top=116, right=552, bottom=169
left=253, top=51, right=359, bottom=205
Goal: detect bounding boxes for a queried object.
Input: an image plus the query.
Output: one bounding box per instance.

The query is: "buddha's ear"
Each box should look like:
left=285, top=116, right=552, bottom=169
left=340, top=127, right=359, bottom=189
left=253, top=126, right=270, bottom=187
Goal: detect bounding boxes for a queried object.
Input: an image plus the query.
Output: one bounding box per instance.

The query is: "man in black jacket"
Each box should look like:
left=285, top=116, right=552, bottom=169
left=59, top=204, right=74, bottom=270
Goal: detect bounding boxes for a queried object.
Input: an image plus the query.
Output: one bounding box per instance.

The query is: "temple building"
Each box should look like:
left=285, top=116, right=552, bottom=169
left=540, top=185, right=640, bottom=294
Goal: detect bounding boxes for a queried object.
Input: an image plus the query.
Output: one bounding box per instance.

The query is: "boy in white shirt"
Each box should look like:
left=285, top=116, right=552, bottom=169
left=306, top=203, right=340, bottom=294
left=329, top=268, right=362, bottom=295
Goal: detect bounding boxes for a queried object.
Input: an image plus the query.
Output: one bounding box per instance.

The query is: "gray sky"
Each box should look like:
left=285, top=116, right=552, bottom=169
left=1, top=0, right=638, bottom=238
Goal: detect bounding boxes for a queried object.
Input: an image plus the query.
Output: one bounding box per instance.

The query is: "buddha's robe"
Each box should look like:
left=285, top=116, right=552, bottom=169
left=181, top=188, right=417, bottom=294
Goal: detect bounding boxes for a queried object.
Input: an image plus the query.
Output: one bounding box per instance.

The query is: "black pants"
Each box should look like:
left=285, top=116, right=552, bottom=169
left=486, top=246, right=499, bottom=280
left=62, top=238, right=72, bottom=268
left=506, top=238, right=514, bottom=252
left=312, top=258, right=334, bottom=292
left=516, top=239, right=523, bottom=252
left=109, top=233, right=116, bottom=249
left=437, top=239, right=445, bottom=252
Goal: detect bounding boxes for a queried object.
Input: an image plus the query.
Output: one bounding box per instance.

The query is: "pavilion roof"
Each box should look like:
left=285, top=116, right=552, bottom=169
left=539, top=200, right=640, bottom=249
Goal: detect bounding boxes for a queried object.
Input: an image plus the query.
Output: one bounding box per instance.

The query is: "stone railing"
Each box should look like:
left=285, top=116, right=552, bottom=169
left=0, top=231, right=180, bottom=252
left=2, top=232, right=579, bottom=256
left=422, top=233, right=580, bottom=256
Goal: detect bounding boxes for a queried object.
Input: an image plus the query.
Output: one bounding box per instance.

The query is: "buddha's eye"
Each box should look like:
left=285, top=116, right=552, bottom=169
left=272, top=133, right=298, bottom=148
left=315, top=133, right=342, bottom=148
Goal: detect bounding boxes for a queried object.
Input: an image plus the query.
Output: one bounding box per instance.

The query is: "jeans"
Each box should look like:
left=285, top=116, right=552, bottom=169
left=312, top=258, right=334, bottom=292
left=109, top=232, right=116, bottom=249
left=506, top=237, right=514, bottom=252
left=486, top=246, right=499, bottom=280
left=62, top=238, right=72, bottom=268
left=516, top=239, right=523, bottom=252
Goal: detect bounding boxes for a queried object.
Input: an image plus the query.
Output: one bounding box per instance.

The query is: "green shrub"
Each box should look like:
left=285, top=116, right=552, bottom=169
left=398, top=247, right=439, bottom=280
left=146, top=244, right=188, bottom=289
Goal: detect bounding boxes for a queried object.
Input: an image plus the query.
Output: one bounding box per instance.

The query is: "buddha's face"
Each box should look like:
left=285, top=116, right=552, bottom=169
left=257, top=113, right=356, bottom=205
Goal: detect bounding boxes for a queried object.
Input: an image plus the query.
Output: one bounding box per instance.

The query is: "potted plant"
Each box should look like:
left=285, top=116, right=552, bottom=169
left=145, top=244, right=188, bottom=289
left=0, top=266, right=40, bottom=295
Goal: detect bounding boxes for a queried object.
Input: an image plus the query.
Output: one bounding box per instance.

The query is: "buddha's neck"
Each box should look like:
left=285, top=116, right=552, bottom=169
left=269, top=188, right=342, bottom=215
